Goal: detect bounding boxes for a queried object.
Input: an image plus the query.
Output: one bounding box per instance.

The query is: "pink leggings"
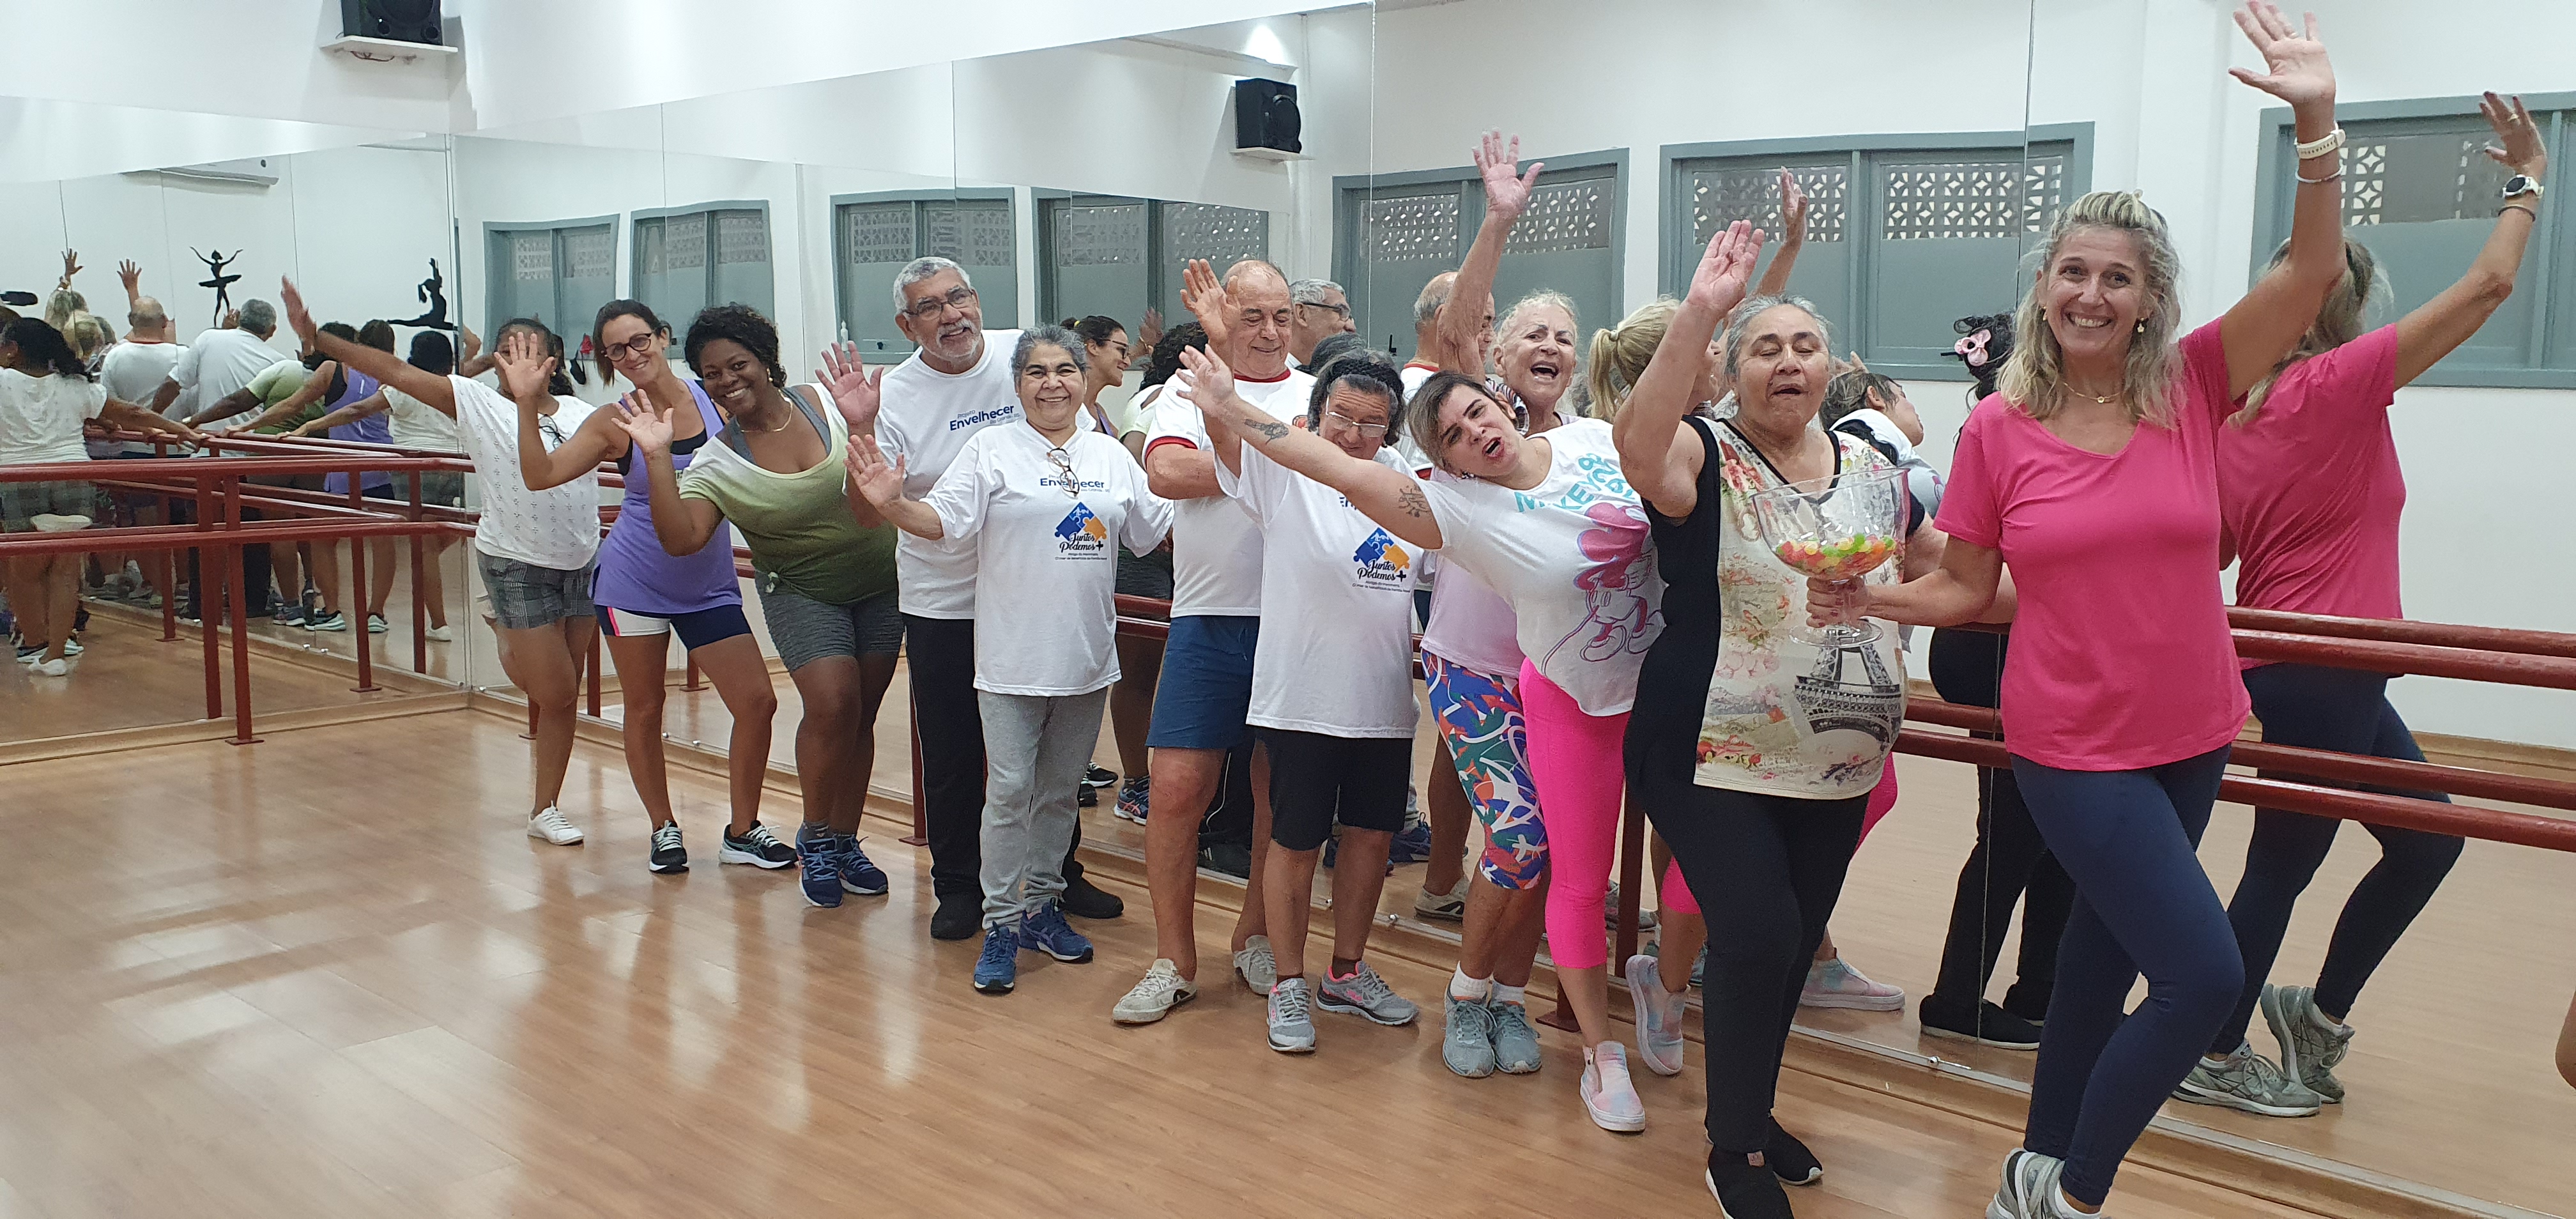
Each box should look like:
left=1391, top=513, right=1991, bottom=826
left=1862, top=755, right=1898, bottom=841
left=1521, top=659, right=1696, bottom=971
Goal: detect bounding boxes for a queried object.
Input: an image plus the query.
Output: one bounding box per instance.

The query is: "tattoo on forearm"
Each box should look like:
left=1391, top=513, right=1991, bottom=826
left=1248, top=420, right=1289, bottom=442
left=1396, top=484, right=1430, bottom=518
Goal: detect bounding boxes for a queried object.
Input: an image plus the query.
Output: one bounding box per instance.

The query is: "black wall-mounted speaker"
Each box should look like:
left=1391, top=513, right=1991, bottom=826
left=1234, top=79, right=1302, bottom=158
left=341, top=0, right=442, bottom=46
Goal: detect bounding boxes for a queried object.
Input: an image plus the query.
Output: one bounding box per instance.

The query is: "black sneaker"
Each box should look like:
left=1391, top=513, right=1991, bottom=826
left=1919, top=993, right=2043, bottom=1050
left=1059, top=872, right=1124, bottom=920
left=1766, top=1121, right=1821, bottom=1186
left=931, top=891, right=982, bottom=940
left=717, top=822, right=797, bottom=869
left=1077, top=785, right=1098, bottom=808
left=1197, top=841, right=1252, bottom=879
left=648, top=822, right=688, bottom=874
left=1705, top=1151, right=1793, bottom=1218
left=1083, top=764, right=1117, bottom=790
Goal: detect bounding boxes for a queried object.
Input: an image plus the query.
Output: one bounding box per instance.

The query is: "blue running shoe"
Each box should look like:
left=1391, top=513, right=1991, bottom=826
left=795, top=827, right=842, bottom=908
left=974, top=922, right=1020, bottom=994
left=1388, top=818, right=1435, bottom=864
left=1018, top=900, right=1094, bottom=963
left=836, top=834, right=890, bottom=896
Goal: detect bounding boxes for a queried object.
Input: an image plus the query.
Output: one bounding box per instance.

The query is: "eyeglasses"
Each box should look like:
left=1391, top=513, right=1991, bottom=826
left=901, top=286, right=979, bottom=320
left=1298, top=301, right=1352, bottom=320
left=1045, top=446, right=1082, bottom=498
left=1324, top=409, right=1388, bottom=438
left=599, top=332, right=662, bottom=362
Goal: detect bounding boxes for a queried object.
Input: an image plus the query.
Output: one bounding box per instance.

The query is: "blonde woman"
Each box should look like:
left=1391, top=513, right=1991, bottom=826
left=1816, top=7, right=2344, bottom=1215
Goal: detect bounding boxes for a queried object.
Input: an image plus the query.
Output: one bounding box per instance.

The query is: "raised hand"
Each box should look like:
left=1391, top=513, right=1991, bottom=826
left=1172, top=344, right=1239, bottom=414
left=118, top=260, right=142, bottom=297
left=843, top=434, right=908, bottom=507
left=1777, top=169, right=1809, bottom=241
left=1138, top=305, right=1165, bottom=354
left=610, top=391, right=676, bottom=457
left=816, top=341, right=883, bottom=434
left=2228, top=3, right=2333, bottom=111
left=1475, top=130, right=1545, bottom=221
left=1685, top=220, right=1767, bottom=316
left=494, top=330, right=559, bottom=402
left=1180, top=258, right=1232, bottom=351
left=58, top=249, right=81, bottom=287
left=2481, top=91, right=2548, bottom=180
left=278, top=277, right=318, bottom=345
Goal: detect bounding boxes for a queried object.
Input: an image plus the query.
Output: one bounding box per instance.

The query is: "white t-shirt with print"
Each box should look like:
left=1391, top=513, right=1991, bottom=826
left=0, top=370, right=107, bottom=464
left=1218, top=442, right=1421, bottom=738
left=1418, top=418, right=1664, bottom=716
left=448, top=375, right=601, bottom=571
left=924, top=424, right=1172, bottom=696
left=876, top=329, right=1023, bottom=618
left=1144, top=366, right=1313, bottom=618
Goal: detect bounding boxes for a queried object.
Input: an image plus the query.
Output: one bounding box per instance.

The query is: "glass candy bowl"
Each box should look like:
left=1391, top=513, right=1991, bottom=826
left=1748, top=466, right=1907, bottom=646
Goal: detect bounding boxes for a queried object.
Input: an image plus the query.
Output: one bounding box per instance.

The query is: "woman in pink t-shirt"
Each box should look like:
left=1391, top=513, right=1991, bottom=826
left=1816, top=10, right=2347, bottom=1215
left=2193, top=92, right=2550, bottom=1118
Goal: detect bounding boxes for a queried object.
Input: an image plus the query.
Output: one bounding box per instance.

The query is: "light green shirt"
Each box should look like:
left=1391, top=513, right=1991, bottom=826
left=243, top=360, right=324, bottom=434
left=677, top=385, right=897, bottom=606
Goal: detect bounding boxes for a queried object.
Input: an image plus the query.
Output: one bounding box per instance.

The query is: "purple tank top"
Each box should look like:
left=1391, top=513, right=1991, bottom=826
left=323, top=369, right=390, bottom=494
left=592, top=378, right=740, bottom=615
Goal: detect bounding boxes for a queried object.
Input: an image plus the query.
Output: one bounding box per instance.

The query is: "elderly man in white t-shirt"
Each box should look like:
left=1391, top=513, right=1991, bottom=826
left=1110, top=259, right=1315, bottom=1025
left=1287, top=277, right=1356, bottom=368
left=148, top=299, right=288, bottom=621
left=875, top=256, right=1124, bottom=941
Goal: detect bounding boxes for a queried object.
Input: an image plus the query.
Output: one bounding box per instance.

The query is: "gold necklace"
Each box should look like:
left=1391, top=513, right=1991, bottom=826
left=2066, top=382, right=2122, bottom=405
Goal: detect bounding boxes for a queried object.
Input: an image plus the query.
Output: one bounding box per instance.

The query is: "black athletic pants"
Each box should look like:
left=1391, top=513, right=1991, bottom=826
left=1926, top=627, right=2074, bottom=1019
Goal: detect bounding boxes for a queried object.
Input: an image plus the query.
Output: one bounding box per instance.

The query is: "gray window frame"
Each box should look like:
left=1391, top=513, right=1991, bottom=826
left=1659, top=125, right=2093, bottom=380
left=482, top=214, right=618, bottom=340
left=1034, top=192, right=1272, bottom=326
left=2253, top=94, right=2575, bottom=388
left=830, top=188, right=1019, bottom=356
left=1332, top=148, right=1627, bottom=363
left=630, top=199, right=774, bottom=329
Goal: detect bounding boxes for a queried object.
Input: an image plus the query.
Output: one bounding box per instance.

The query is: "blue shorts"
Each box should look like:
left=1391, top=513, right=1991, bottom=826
left=596, top=602, right=754, bottom=651
left=1146, top=614, right=1259, bottom=751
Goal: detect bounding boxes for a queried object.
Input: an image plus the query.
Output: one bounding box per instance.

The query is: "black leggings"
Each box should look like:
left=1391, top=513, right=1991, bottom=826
left=1925, top=629, right=2074, bottom=1019
left=906, top=616, right=1089, bottom=899
left=2212, top=664, right=2460, bottom=1054
left=1640, top=774, right=1864, bottom=1156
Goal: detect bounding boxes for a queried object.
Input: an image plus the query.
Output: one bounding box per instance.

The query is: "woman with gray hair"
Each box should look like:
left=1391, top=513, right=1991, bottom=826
left=849, top=325, right=1171, bottom=997
left=1821, top=9, right=2344, bottom=1213
left=1616, top=221, right=1944, bottom=1216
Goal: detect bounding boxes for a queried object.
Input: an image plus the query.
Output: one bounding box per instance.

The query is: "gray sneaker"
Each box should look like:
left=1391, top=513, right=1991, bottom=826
left=2172, top=1041, right=2322, bottom=1117
left=1441, top=994, right=1496, bottom=1078
left=1624, top=953, right=1687, bottom=1077
left=1267, top=977, right=1317, bottom=1053
left=2263, top=984, right=2352, bottom=1103
left=1317, top=960, right=1418, bottom=1026
left=1488, top=999, right=1542, bottom=1074
left=1985, top=1148, right=2064, bottom=1219
left=1233, top=935, right=1277, bottom=995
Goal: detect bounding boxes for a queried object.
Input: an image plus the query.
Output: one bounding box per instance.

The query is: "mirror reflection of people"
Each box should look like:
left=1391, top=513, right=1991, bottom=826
left=2195, top=89, right=2550, bottom=1119
left=1287, top=277, right=1354, bottom=367
left=1062, top=312, right=1168, bottom=823
left=1818, top=9, right=2347, bottom=1214
left=296, top=327, right=477, bottom=640
left=284, top=277, right=602, bottom=850
left=850, top=325, right=1171, bottom=995
left=154, top=296, right=288, bottom=623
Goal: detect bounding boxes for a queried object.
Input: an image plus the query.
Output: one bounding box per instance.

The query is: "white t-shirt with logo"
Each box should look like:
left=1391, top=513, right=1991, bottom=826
left=449, top=375, right=601, bottom=571
left=1144, top=366, right=1313, bottom=618
left=877, top=329, right=1023, bottom=618
left=100, top=341, right=187, bottom=456
left=1418, top=418, right=1664, bottom=716
left=924, top=424, right=1172, bottom=696
left=1218, top=442, right=1421, bottom=738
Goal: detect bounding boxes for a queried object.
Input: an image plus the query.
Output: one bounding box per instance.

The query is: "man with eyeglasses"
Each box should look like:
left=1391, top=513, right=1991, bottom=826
left=1287, top=278, right=1356, bottom=369
left=1111, top=258, right=1313, bottom=1025
left=877, top=256, right=1124, bottom=940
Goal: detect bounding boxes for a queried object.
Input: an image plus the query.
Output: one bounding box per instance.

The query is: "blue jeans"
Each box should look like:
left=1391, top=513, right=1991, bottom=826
left=2012, top=744, right=2238, bottom=1208
left=2214, top=664, right=2460, bottom=1053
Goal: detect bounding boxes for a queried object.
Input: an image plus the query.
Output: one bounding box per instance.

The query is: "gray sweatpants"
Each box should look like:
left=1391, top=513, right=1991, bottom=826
left=977, top=688, right=1108, bottom=930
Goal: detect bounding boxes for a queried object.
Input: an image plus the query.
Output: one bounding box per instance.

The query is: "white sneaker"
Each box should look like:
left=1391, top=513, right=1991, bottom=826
left=1233, top=934, right=1278, bottom=995
left=1800, top=956, right=1905, bottom=1011
left=1112, top=959, right=1198, bottom=1025
left=34, top=657, right=70, bottom=677
left=1624, top=953, right=1687, bottom=1077
left=424, top=624, right=454, bottom=642
left=1413, top=875, right=1469, bottom=922
left=1581, top=1041, right=1647, bottom=1133
left=527, top=807, right=585, bottom=845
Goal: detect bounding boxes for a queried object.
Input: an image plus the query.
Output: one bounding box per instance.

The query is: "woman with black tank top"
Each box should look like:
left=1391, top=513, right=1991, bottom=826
left=516, top=300, right=790, bottom=877
left=1613, top=222, right=1947, bottom=1218
left=616, top=305, right=904, bottom=912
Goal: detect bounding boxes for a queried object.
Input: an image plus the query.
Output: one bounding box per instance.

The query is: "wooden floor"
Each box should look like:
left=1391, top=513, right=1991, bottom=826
left=3, top=710, right=2356, bottom=1219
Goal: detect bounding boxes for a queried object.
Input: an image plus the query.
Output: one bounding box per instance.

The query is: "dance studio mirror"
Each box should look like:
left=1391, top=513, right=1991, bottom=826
left=1, top=117, right=463, bottom=739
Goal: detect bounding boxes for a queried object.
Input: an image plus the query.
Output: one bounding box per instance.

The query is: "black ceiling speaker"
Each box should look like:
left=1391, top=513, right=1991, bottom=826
left=341, top=0, right=442, bottom=46
left=1234, top=79, right=1302, bottom=160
